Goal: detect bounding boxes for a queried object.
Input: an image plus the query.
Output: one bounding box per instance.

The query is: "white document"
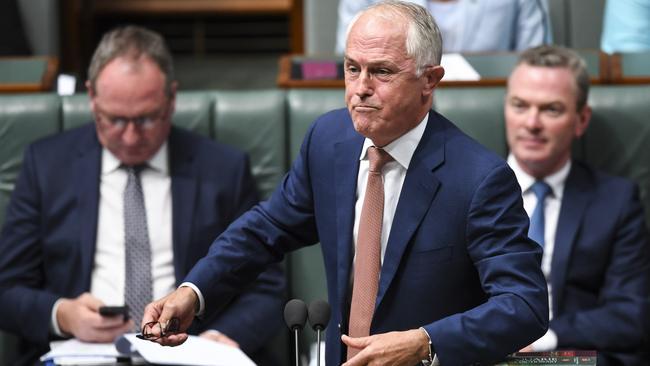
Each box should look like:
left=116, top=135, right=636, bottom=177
left=440, top=53, right=481, bottom=81
left=41, top=334, right=256, bottom=366
left=41, top=339, right=123, bottom=363
left=116, top=334, right=256, bottom=366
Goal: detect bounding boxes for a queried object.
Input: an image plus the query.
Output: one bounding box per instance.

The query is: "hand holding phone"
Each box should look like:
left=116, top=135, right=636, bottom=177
left=99, top=305, right=130, bottom=322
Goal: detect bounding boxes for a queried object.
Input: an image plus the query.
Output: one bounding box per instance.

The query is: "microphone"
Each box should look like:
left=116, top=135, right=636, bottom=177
left=284, top=299, right=308, bottom=366
left=308, top=300, right=330, bottom=366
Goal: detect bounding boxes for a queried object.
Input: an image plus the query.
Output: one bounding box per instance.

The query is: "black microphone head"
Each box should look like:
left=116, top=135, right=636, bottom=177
left=308, top=299, right=331, bottom=331
left=284, top=299, right=308, bottom=331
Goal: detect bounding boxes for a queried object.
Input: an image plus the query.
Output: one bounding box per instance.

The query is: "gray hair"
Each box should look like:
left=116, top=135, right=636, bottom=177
left=346, top=0, right=443, bottom=76
left=516, top=45, right=590, bottom=111
left=87, top=25, right=175, bottom=96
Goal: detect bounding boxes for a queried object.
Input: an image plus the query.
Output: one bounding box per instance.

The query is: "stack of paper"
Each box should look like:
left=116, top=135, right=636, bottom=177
left=41, top=334, right=256, bottom=366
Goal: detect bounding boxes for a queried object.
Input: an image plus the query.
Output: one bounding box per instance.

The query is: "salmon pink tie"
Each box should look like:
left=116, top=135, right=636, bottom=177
left=347, top=146, right=393, bottom=360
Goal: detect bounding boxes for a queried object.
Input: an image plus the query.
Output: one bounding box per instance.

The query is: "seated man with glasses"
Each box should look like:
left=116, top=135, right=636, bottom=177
left=0, top=25, right=285, bottom=366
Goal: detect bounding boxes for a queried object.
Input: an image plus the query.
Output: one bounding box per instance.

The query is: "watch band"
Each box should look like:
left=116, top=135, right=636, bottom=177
left=419, top=327, right=434, bottom=365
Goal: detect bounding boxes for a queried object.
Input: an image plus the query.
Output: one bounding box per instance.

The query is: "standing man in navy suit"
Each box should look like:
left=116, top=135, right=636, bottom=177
left=143, top=2, right=548, bottom=365
left=0, top=26, right=285, bottom=366
left=505, top=45, right=650, bottom=365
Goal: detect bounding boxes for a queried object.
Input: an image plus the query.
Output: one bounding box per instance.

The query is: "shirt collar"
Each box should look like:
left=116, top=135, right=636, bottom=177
left=359, top=112, right=429, bottom=169
left=101, top=141, right=169, bottom=175
left=507, top=153, right=571, bottom=200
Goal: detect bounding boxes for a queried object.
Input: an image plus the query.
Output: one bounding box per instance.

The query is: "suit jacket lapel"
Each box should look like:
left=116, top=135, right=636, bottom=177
left=376, top=113, right=444, bottom=307
left=334, top=134, right=364, bottom=322
left=551, top=164, right=592, bottom=314
left=169, top=128, right=198, bottom=282
left=75, top=126, right=102, bottom=291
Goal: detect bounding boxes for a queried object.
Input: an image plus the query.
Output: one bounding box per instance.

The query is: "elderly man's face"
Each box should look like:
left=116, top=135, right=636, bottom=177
left=89, top=56, right=175, bottom=166
left=505, top=64, right=590, bottom=178
left=344, top=12, right=441, bottom=147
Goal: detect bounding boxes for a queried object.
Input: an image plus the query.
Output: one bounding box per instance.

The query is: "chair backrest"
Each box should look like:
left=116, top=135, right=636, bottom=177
left=0, top=94, right=60, bottom=225
left=434, top=86, right=508, bottom=157
left=583, top=85, right=650, bottom=228
left=212, top=90, right=287, bottom=199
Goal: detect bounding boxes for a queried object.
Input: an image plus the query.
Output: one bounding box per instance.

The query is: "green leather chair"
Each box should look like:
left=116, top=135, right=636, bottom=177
left=0, top=94, right=60, bottom=228
left=584, top=85, right=650, bottom=228
left=0, top=94, right=61, bottom=365
left=212, top=90, right=287, bottom=199
left=434, top=86, right=509, bottom=157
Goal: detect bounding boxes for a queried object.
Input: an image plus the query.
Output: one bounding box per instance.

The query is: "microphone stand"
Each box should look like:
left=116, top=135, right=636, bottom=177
left=294, top=327, right=300, bottom=366
left=315, top=326, right=322, bottom=366
left=284, top=299, right=307, bottom=366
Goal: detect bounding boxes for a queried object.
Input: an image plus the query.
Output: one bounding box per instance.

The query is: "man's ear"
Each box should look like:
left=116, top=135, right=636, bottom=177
left=85, top=80, right=95, bottom=98
left=575, top=105, right=592, bottom=138
left=422, top=65, right=445, bottom=97
left=86, top=80, right=97, bottom=114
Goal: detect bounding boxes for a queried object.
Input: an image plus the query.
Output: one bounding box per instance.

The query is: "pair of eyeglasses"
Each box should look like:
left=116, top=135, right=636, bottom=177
left=95, top=104, right=169, bottom=131
left=136, top=317, right=180, bottom=340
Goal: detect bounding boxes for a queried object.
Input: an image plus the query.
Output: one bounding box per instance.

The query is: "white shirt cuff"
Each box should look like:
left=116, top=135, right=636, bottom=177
left=179, top=282, right=205, bottom=316
left=530, top=328, right=558, bottom=351
left=50, top=298, right=68, bottom=338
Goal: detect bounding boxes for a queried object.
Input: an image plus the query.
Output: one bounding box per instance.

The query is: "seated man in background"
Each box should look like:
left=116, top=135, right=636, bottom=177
left=336, top=0, right=551, bottom=54
left=0, top=25, right=285, bottom=366
left=505, top=44, right=650, bottom=365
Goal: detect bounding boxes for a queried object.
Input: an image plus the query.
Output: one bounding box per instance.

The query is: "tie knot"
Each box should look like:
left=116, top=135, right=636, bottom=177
left=367, top=146, right=393, bottom=173
left=530, top=180, right=552, bottom=201
left=123, top=164, right=147, bottom=176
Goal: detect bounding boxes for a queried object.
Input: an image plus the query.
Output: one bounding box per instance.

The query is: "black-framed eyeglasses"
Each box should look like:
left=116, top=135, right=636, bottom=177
left=136, top=317, right=180, bottom=340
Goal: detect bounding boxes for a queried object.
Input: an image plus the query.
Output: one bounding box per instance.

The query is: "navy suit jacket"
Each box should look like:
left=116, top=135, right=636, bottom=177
left=549, top=161, right=650, bottom=365
left=185, top=109, right=549, bottom=365
left=0, top=124, right=285, bottom=365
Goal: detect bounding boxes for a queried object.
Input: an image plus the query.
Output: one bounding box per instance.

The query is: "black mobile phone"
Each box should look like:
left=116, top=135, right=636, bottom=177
left=99, top=305, right=130, bottom=321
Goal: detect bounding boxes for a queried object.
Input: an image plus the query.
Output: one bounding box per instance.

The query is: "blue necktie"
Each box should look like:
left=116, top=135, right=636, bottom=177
left=529, top=180, right=552, bottom=247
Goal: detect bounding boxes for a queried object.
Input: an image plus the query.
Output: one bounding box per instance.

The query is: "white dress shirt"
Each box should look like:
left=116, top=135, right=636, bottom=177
left=352, top=114, right=428, bottom=264
left=52, top=143, right=175, bottom=335
left=508, top=154, right=571, bottom=351
left=92, top=143, right=175, bottom=304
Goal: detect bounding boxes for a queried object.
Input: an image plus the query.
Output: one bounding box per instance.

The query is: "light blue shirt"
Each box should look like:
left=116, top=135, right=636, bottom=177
left=336, top=0, right=552, bottom=54
left=601, top=0, right=650, bottom=53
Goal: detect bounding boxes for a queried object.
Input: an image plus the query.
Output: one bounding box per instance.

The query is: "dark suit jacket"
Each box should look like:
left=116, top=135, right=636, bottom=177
left=184, top=109, right=549, bottom=366
left=550, top=161, right=650, bottom=365
left=0, top=124, right=285, bottom=365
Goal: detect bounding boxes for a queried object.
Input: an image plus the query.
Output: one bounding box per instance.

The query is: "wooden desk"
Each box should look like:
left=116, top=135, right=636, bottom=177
left=94, top=0, right=291, bottom=14
left=277, top=50, right=611, bottom=88
left=609, top=52, right=650, bottom=84
left=0, top=57, right=58, bottom=93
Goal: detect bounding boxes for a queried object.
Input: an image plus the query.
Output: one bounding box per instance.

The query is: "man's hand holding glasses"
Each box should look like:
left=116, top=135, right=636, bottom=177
left=139, top=287, right=199, bottom=346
